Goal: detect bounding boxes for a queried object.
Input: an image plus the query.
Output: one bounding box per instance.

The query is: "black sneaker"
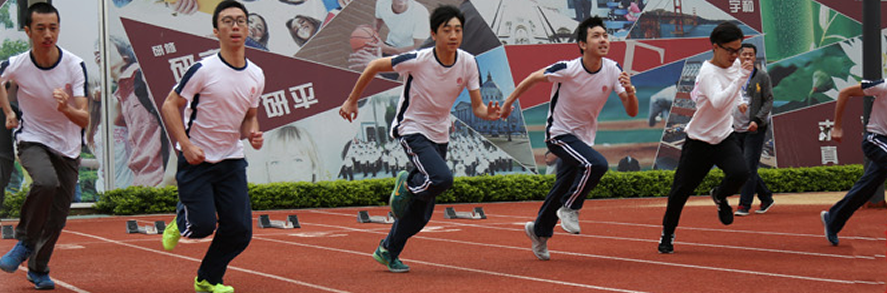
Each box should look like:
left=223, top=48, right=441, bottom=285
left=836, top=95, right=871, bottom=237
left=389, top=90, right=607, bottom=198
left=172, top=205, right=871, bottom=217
left=734, top=205, right=750, bottom=216
left=820, top=211, right=839, bottom=246
left=711, top=188, right=733, bottom=225
left=756, top=199, right=775, bottom=214
left=658, top=232, right=674, bottom=254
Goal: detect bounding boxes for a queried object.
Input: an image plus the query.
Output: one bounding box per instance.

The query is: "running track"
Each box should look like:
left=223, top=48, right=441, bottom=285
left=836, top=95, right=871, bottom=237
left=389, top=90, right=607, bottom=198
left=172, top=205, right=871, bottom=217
left=1, top=193, right=884, bottom=292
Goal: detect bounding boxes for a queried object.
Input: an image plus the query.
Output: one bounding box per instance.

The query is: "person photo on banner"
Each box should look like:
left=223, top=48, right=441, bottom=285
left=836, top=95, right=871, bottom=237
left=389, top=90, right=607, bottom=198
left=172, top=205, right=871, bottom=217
left=347, top=0, right=430, bottom=72
left=107, top=36, right=170, bottom=187
left=246, top=12, right=270, bottom=50
left=286, top=14, right=322, bottom=47
left=245, top=124, right=326, bottom=183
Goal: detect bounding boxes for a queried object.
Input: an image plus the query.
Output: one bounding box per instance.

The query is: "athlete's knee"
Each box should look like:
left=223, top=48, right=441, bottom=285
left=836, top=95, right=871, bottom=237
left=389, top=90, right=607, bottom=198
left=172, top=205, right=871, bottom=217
left=227, top=219, right=252, bottom=239
left=184, top=217, right=217, bottom=238
left=226, top=224, right=252, bottom=247
left=29, top=174, right=61, bottom=191
left=725, top=167, right=750, bottom=184
left=583, top=161, right=608, bottom=177
left=432, top=172, right=454, bottom=191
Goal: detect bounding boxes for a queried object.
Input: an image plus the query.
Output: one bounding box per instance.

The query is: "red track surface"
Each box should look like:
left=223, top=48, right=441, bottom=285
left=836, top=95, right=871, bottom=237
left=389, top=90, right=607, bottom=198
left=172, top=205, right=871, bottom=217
left=0, top=194, right=884, bottom=293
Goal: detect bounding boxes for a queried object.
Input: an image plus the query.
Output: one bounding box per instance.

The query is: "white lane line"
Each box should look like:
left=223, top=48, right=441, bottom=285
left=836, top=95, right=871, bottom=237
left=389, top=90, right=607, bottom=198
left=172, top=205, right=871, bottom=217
left=15, top=266, right=91, bottom=293
left=306, top=210, right=861, bottom=259
left=61, top=230, right=349, bottom=293
left=445, top=221, right=858, bottom=259
left=254, top=236, right=651, bottom=293
left=297, top=220, right=858, bottom=285
left=486, top=213, right=887, bottom=241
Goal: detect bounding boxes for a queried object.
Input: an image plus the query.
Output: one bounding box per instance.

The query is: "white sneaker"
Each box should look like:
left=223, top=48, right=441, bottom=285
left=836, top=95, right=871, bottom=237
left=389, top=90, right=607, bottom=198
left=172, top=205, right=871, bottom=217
left=556, top=207, right=581, bottom=234
left=524, top=222, right=550, bottom=260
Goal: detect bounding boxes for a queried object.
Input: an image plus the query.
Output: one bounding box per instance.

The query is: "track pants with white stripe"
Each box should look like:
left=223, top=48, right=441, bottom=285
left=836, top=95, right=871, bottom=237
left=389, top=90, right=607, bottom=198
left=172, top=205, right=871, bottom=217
left=661, top=134, right=749, bottom=237
left=174, top=154, right=252, bottom=285
left=532, top=134, right=608, bottom=238
left=384, top=134, right=453, bottom=259
left=825, top=133, right=887, bottom=234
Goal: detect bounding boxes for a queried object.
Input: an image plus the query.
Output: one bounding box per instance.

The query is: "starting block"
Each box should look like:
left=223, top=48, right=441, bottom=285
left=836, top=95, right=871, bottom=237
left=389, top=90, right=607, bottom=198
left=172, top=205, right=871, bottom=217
left=443, top=207, right=486, bottom=220
left=257, top=214, right=301, bottom=229
left=125, top=220, right=166, bottom=234
left=357, top=210, right=394, bottom=224
left=1, top=224, right=14, bottom=239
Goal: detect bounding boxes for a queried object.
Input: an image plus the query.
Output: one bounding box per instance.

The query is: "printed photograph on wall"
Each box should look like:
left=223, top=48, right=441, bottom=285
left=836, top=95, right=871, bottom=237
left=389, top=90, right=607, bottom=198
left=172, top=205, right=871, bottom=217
left=630, top=0, right=758, bottom=40
left=296, top=0, right=498, bottom=76
left=474, top=0, right=650, bottom=42
left=766, top=41, right=857, bottom=114
left=452, top=46, right=535, bottom=170
left=760, top=0, right=861, bottom=64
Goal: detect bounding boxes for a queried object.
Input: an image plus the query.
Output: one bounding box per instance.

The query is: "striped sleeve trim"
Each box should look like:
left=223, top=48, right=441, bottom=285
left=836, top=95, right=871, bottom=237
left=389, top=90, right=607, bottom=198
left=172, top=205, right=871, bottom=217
left=0, top=60, right=9, bottom=77
left=544, top=62, right=567, bottom=74
left=391, top=53, right=418, bottom=67
left=79, top=61, right=89, bottom=97
left=174, top=63, right=204, bottom=94
left=861, top=79, right=884, bottom=90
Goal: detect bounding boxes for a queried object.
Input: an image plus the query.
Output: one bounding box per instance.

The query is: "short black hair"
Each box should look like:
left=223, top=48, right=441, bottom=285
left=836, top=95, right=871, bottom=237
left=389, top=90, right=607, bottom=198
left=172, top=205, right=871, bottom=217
left=429, top=5, right=464, bottom=33
left=709, top=22, right=743, bottom=45
left=213, top=0, right=249, bottom=29
left=25, top=2, right=59, bottom=27
left=740, top=43, right=757, bottom=54
left=575, top=16, right=605, bottom=54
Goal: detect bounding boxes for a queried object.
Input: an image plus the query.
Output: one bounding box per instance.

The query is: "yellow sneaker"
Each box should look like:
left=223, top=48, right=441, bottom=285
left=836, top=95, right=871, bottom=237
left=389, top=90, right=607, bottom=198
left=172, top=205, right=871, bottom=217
left=162, top=216, right=181, bottom=251
left=194, top=277, right=234, bottom=293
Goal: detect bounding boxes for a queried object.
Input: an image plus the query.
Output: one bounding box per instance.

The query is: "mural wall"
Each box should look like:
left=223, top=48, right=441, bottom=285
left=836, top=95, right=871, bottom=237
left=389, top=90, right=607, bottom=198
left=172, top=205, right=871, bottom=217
left=1, top=0, right=885, bottom=199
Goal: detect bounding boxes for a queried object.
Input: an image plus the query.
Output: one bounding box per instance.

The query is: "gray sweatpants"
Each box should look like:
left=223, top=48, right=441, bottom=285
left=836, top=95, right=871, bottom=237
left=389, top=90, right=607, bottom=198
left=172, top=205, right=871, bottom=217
left=14, top=142, right=79, bottom=274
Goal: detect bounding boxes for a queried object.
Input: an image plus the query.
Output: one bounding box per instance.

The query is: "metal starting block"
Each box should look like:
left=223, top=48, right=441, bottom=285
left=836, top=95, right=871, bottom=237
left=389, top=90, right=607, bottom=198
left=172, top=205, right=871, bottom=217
left=1, top=224, right=14, bottom=239
left=443, top=207, right=486, bottom=220
left=125, top=220, right=166, bottom=234
left=257, top=214, right=300, bottom=229
left=357, top=210, right=394, bottom=224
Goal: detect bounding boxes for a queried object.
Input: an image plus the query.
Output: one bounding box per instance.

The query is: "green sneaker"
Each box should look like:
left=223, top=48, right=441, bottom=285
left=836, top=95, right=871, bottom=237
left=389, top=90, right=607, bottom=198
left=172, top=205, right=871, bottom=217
left=390, top=171, right=413, bottom=219
left=194, top=277, right=234, bottom=293
left=372, top=241, right=410, bottom=273
left=162, top=216, right=181, bottom=251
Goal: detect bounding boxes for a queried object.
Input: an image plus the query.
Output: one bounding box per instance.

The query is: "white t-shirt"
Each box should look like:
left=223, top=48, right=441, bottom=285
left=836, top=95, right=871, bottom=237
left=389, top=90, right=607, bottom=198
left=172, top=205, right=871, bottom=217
left=375, top=0, right=430, bottom=49
left=0, top=47, right=86, bottom=159
left=390, top=48, right=481, bottom=143
left=544, top=57, right=626, bottom=146
left=173, top=53, right=265, bottom=163
left=687, top=59, right=749, bottom=144
left=861, top=79, right=887, bottom=136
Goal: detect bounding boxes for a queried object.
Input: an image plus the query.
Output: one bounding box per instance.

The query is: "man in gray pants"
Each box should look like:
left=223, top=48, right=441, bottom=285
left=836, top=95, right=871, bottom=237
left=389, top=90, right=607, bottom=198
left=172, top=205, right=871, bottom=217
left=0, top=3, right=89, bottom=290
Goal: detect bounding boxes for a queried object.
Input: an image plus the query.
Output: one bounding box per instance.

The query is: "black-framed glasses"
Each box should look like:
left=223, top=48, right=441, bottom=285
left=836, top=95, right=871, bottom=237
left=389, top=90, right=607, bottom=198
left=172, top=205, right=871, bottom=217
left=716, top=43, right=741, bottom=55
left=221, top=17, right=248, bottom=27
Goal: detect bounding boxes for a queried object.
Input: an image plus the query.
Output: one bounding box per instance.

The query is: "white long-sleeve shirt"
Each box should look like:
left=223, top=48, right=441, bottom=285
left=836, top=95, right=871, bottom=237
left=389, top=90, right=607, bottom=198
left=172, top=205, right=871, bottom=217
left=686, top=59, right=750, bottom=144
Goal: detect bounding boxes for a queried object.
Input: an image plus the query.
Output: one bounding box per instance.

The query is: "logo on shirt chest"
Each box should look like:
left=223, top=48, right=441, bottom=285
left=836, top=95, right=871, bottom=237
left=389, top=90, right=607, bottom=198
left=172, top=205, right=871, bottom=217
left=456, top=77, right=463, bottom=86
left=250, top=87, right=256, bottom=96
left=602, top=85, right=608, bottom=93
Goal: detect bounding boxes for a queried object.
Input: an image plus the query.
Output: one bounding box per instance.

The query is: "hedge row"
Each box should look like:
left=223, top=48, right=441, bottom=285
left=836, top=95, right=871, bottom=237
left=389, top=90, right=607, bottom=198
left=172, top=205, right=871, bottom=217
left=0, top=164, right=866, bottom=217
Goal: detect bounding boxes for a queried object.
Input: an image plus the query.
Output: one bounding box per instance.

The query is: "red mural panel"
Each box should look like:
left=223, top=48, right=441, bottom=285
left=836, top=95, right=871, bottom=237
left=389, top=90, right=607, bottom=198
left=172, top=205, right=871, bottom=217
left=121, top=18, right=401, bottom=133
left=773, top=98, right=865, bottom=168
left=815, top=0, right=887, bottom=28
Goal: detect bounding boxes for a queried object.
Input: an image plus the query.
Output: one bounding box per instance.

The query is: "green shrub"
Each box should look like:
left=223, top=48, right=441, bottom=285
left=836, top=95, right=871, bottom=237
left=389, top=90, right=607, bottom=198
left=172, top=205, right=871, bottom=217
left=93, top=185, right=178, bottom=215
left=0, top=164, right=868, bottom=217
left=1, top=187, right=27, bottom=218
